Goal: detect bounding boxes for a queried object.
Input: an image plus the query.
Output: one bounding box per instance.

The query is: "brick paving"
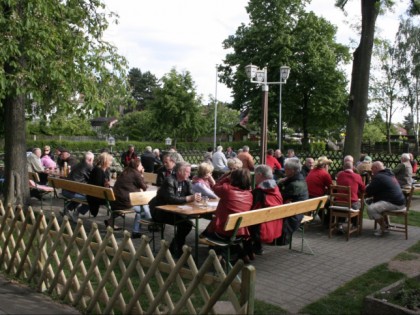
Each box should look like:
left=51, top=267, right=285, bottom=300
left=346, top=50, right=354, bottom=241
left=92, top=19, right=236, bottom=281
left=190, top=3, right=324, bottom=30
left=1, top=195, right=420, bottom=314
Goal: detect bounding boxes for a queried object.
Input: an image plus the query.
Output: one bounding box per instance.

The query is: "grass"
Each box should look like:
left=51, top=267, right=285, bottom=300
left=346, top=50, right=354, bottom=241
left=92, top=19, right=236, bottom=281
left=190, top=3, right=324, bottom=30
left=302, top=241, right=420, bottom=315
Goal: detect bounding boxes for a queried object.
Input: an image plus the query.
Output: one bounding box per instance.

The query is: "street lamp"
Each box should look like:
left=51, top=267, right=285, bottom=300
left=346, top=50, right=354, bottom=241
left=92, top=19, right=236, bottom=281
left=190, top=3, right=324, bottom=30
left=278, top=65, right=291, bottom=150
left=245, top=64, right=290, bottom=164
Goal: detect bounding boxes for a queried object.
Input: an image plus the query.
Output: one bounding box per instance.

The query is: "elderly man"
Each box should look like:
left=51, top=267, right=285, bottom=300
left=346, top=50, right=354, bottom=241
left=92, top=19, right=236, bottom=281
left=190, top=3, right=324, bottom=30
left=58, top=148, right=78, bottom=169
left=149, top=162, right=199, bottom=258
left=393, top=153, right=413, bottom=189
left=27, top=147, right=49, bottom=188
left=274, top=149, right=285, bottom=168
left=61, top=151, right=95, bottom=221
left=237, top=145, right=255, bottom=171
left=121, top=145, right=138, bottom=167
left=141, top=146, right=162, bottom=173
left=301, top=157, right=314, bottom=178
left=279, top=158, right=309, bottom=203
left=212, top=145, right=228, bottom=171
left=366, top=161, right=406, bottom=236
left=249, top=165, right=283, bottom=256
left=156, top=152, right=178, bottom=186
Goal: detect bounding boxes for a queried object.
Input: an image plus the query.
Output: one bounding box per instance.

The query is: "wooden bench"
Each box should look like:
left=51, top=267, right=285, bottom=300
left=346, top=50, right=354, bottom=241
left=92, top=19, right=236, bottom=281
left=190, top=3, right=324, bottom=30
left=143, top=172, right=158, bottom=185
left=48, top=177, right=116, bottom=219
left=201, top=196, right=329, bottom=269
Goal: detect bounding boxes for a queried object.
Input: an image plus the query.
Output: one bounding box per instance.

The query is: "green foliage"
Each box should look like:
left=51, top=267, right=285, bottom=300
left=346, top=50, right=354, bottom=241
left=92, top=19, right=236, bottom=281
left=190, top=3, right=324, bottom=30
left=363, top=122, right=386, bottom=142
left=219, top=0, right=349, bottom=140
left=147, top=68, right=206, bottom=142
left=205, top=100, right=241, bottom=136
left=111, top=110, right=157, bottom=141
left=26, top=115, right=96, bottom=136
left=127, top=68, right=160, bottom=112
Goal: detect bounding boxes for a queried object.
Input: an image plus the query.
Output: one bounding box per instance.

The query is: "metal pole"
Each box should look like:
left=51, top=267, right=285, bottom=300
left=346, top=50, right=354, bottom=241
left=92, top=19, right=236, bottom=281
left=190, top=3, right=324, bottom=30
left=278, top=81, right=283, bottom=150
left=213, top=64, right=218, bottom=151
left=261, top=82, right=269, bottom=165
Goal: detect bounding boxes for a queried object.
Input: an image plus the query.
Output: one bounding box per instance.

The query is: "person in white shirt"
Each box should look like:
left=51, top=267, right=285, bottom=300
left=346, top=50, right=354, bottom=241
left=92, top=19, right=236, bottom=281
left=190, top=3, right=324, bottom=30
left=212, top=146, right=228, bottom=171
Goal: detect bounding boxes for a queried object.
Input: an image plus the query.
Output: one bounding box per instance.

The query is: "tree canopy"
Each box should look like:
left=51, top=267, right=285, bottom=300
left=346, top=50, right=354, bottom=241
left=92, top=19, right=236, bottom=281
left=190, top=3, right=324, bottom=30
left=219, top=0, right=349, bottom=147
left=1, top=0, right=128, bottom=204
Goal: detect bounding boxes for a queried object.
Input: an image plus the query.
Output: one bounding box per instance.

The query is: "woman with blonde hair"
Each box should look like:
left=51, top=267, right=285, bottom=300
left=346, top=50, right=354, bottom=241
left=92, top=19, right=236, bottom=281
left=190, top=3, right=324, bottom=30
left=192, top=162, right=217, bottom=199
left=85, top=152, right=114, bottom=218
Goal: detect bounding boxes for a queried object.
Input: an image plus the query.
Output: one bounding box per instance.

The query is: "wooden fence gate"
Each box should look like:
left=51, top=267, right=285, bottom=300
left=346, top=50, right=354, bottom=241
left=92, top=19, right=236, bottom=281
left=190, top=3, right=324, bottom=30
left=0, top=201, right=255, bottom=314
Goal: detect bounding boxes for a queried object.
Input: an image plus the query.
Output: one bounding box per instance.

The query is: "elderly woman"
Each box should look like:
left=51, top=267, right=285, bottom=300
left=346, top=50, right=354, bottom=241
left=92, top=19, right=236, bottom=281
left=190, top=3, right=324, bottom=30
left=109, top=159, right=151, bottom=237
left=202, top=168, right=253, bottom=263
left=217, top=157, right=243, bottom=183
left=86, top=152, right=114, bottom=218
left=192, top=162, right=217, bottom=199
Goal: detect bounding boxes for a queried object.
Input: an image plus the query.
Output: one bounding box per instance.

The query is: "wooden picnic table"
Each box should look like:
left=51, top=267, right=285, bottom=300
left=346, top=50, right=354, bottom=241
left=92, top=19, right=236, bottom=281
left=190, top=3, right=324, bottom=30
left=156, top=199, right=218, bottom=262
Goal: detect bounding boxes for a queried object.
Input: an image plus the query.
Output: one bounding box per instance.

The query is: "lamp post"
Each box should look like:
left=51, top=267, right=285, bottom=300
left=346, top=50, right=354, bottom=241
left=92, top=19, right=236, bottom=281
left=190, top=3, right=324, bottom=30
left=165, top=137, right=172, bottom=150
left=107, top=136, right=115, bottom=153
left=213, top=64, right=218, bottom=151
left=245, top=64, right=290, bottom=165
left=278, top=65, right=291, bottom=150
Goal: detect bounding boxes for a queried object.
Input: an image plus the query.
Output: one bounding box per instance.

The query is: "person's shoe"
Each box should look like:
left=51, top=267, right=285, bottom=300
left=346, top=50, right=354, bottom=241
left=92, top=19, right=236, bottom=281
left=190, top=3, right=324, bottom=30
left=374, top=230, right=383, bottom=237
left=131, top=232, right=142, bottom=239
left=70, top=209, right=79, bottom=223
left=248, top=252, right=256, bottom=261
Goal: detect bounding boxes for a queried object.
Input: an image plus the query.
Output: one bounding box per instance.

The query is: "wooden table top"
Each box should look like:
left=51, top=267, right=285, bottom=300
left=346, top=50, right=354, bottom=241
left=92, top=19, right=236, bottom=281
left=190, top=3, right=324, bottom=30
left=156, top=200, right=218, bottom=216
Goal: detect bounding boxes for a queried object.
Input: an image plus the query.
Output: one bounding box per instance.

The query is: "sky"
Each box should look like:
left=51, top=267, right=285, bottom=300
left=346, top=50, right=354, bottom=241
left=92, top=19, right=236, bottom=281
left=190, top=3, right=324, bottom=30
left=103, top=0, right=411, bottom=121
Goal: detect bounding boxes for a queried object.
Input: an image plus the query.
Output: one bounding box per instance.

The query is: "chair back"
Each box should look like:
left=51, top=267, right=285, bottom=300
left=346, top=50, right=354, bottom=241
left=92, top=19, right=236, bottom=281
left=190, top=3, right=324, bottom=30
left=404, top=186, right=415, bottom=210
left=329, top=185, right=352, bottom=209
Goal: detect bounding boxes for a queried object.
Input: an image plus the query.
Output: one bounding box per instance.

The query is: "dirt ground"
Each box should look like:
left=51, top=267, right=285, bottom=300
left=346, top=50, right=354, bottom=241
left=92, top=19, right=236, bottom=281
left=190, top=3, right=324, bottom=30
left=388, top=252, right=420, bottom=278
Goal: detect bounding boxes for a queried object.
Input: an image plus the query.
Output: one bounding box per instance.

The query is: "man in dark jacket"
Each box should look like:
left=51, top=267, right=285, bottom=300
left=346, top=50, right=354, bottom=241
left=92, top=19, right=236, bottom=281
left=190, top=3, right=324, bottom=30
left=366, top=161, right=406, bottom=236
left=149, top=162, right=198, bottom=258
left=141, top=146, right=162, bottom=173
left=156, top=152, right=178, bottom=186
left=250, top=164, right=283, bottom=256
left=60, top=151, right=94, bottom=220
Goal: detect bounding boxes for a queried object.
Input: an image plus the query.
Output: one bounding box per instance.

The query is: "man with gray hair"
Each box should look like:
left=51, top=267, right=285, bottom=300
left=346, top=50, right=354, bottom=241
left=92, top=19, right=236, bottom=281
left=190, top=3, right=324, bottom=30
left=212, top=145, right=228, bottom=171
left=237, top=145, right=255, bottom=171
left=141, top=146, right=162, bottom=173
left=393, top=153, right=413, bottom=189
left=249, top=164, right=283, bottom=256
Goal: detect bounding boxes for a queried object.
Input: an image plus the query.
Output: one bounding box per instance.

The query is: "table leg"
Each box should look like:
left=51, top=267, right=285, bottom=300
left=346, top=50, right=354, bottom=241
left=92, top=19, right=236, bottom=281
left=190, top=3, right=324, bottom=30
left=195, top=217, right=199, bottom=263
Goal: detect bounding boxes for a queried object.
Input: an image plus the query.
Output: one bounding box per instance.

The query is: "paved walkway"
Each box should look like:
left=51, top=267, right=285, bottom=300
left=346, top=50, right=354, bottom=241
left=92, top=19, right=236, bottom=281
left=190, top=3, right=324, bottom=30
left=1, top=195, right=420, bottom=314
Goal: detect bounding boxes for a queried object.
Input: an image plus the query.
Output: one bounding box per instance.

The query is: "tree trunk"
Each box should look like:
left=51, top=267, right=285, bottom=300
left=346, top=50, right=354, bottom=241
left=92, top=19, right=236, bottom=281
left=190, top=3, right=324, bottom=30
left=3, top=79, right=30, bottom=206
left=343, top=0, right=380, bottom=159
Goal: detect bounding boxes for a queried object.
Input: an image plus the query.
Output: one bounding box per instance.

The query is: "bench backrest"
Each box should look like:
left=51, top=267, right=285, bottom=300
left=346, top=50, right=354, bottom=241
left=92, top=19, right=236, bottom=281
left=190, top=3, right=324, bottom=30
left=28, top=171, right=40, bottom=183
left=129, top=191, right=157, bottom=206
left=224, top=196, right=328, bottom=231
left=143, top=172, right=158, bottom=185
left=48, top=177, right=116, bottom=201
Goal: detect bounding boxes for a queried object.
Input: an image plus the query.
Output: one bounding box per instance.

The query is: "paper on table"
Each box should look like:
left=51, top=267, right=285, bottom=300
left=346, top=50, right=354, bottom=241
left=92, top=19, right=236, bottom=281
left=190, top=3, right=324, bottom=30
left=178, top=205, right=193, bottom=210
left=207, top=201, right=218, bottom=207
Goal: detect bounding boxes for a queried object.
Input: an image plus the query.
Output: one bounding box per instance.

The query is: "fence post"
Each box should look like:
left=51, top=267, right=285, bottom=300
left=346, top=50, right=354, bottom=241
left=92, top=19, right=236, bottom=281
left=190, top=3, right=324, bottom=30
left=240, top=265, right=256, bottom=315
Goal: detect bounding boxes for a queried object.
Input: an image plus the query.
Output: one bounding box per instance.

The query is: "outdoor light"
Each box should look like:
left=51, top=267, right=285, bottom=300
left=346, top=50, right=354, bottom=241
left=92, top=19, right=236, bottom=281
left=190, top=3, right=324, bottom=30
left=165, top=137, right=172, bottom=146
left=245, top=63, right=291, bottom=163
left=280, top=65, right=291, bottom=83
left=108, top=136, right=115, bottom=152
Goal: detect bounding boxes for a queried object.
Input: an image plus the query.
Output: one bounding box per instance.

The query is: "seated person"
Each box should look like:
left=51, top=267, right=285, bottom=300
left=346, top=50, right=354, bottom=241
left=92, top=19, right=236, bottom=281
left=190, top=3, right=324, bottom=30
left=265, top=149, right=282, bottom=174
left=192, top=162, right=217, bottom=199
left=149, top=162, right=200, bottom=258
left=61, top=151, right=94, bottom=220
left=156, top=152, right=178, bottom=186
left=121, top=145, right=138, bottom=167
left=109, top=159, right=151, bottom=238
left=41, top=153, right=56, bottom=170
left=366, top=161, right=406, bottom=236
left=141, top=146, right=162, bottom=173
left=217, top=157, right=243, bottom=183
left=336, top=161, right=366, bottom=231
left=201, top=168, right=253, bottom=263
left=393, top=153, right=413, bottom=189
left=212, top=146, right=228, bottom=171
left=249, top=165, right=283, bottom=256
left=301, top=157, right=314, bottom=178
left=27, top=147, right=48, bottom=186
left=58, top=149, right=79, bottom=169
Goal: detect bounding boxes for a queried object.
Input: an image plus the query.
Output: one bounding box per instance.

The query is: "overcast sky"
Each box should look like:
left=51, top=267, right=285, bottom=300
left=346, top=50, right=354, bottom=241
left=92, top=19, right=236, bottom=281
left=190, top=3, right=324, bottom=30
left=103, top=0, right=411, bottom=120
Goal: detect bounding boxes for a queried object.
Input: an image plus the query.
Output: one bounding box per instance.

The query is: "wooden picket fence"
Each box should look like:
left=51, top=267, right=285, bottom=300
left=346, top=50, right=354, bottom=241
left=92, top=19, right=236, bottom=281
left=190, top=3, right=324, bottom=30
left=0, top=201, right=255, bottom=314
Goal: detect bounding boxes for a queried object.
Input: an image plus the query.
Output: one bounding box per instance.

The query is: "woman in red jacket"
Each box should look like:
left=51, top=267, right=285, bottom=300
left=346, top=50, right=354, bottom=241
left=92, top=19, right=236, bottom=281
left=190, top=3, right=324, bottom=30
left=202, top=168, right=253, bottom=262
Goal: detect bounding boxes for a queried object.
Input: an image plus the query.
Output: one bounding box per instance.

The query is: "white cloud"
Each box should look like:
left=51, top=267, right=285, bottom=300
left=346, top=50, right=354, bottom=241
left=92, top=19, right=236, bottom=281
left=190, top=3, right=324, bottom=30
left=103, top=0, right=412, bottom=120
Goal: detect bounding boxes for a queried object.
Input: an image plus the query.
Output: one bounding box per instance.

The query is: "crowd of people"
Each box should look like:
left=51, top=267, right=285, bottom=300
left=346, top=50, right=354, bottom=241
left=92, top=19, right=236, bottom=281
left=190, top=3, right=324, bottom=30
left=26, top=143, right=418, bottom=263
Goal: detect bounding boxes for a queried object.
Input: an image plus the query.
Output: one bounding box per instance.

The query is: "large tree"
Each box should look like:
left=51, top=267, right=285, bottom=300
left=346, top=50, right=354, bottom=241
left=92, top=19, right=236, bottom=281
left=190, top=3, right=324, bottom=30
left=1, top=0, right=128, bottom=205
left=127, top=67, right=159, bottom=112
left=339, top=0, right=419, bottom=158
left=219, top=0, right=349, bottom=148
left=147, top=68, right=206, bottom=144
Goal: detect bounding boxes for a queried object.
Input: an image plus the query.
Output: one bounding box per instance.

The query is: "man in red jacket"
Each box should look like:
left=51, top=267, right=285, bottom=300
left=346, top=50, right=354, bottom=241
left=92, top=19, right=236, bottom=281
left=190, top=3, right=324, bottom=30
left=249, top=164, right=283, bottom=257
